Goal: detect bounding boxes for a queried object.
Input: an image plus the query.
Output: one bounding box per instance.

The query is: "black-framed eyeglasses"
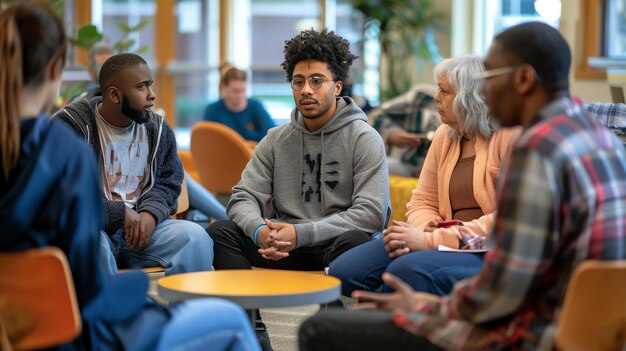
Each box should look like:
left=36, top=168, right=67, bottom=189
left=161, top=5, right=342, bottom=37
left=291, top=76, right=334, bottom=91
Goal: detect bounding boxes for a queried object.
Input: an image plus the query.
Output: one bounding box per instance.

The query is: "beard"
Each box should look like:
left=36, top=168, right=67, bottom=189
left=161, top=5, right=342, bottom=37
left=122, top=95, right=151, bottom=124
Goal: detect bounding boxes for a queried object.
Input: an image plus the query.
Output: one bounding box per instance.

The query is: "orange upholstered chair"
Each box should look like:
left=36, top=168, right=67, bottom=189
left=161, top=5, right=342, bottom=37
left=178, top=150, right=199, bottom=182
left=190, top=121, right=253, bottom=195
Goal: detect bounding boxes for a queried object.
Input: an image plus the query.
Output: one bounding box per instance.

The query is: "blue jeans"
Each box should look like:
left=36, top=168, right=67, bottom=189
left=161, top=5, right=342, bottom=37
left=97, top=299, right=261, bottom=351
left=328, top=239, right=484, bottom=296
left=102, top=218, right=213, bottom=275
left=97, top=237, right=259, bottom=351
left=186, top=174, right=228, bottom=221
left=157, top=299, right=261, bottom=351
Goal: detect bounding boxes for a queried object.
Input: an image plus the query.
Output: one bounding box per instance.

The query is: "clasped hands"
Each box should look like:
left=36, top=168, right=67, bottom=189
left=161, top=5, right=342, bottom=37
left=257, top=218, right=297, bottom=260
left=383, top=220, right=434, bottom=258
left=124, top=207, right=157, bottom=250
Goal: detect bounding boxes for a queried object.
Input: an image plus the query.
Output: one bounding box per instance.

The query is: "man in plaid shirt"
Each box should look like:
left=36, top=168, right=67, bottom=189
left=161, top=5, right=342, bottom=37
left=299, top=22, right=626, bottom=351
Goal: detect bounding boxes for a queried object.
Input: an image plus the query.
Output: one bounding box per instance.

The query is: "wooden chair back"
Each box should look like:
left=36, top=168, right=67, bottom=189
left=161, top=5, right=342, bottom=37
left=555, top=260, right=626, bottom=351
left=0, top=247, right=81, bottom=350
left=176, top=175, right=189, bottom=216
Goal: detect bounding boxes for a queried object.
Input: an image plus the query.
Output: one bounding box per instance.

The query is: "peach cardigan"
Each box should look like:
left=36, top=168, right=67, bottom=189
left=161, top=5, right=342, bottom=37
left=405, top=125, right=521, bottom=248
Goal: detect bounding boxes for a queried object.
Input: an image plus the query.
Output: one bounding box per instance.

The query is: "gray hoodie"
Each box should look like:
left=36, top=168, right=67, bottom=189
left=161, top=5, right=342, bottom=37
left=228, top=97, right=390, bottom=247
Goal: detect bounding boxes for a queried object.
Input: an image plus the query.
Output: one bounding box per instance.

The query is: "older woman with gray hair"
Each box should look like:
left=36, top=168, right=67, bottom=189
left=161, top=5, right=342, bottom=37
left=329, top=55, right=520, bottom=296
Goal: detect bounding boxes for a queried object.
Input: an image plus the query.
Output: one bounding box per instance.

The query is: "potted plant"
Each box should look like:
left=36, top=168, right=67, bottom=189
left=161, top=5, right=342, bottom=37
left=348, top=0, right=445, bottom=101
left=69, top=18, right=152, bottom=54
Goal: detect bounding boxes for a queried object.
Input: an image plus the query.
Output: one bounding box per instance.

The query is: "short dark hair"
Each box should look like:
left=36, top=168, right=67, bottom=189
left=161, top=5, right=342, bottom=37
left=99, top=53, right=147, bottom=91
left=494, top=22, right=570, bottom=95
left=281, top=29, right=358, bottom=84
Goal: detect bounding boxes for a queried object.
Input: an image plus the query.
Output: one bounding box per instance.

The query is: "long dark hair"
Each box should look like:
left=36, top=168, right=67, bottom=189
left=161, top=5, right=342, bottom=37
left=0, top=2, right=66, bottom=181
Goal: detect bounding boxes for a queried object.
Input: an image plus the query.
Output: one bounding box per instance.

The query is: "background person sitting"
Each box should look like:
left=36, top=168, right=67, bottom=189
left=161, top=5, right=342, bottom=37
left=330, top=55, right=520, bottom=297
left=370, top=84, right=441, bottom=177
left=69, top=41, right=115, bottom=103
left=203, top=63, right=275, bottom=143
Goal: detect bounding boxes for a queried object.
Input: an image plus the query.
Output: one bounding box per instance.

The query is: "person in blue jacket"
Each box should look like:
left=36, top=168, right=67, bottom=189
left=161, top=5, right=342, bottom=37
left=204, top=63, right=276, bottom=142
left=0, top=3, right=259, bottom=350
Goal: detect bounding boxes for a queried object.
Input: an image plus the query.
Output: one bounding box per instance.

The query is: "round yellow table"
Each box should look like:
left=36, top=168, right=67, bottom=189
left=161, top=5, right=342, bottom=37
left=158, top=269, right=341, bottom=309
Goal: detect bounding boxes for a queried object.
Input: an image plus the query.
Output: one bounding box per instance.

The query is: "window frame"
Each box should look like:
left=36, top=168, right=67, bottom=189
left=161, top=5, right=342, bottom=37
left=575, top=0, right=607, bottom=79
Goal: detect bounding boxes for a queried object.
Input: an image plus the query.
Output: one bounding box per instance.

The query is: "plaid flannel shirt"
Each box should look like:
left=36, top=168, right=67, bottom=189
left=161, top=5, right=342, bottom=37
left=585, top=102, right=626, bottom=129
left=400, top=97, right=626, bottom=350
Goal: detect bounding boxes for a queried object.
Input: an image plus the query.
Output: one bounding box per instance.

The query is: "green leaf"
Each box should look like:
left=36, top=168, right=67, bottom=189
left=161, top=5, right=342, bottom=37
left=68, top=24, right=103, bottom=49
left=117, top=17, right=152, bottom=34
left=135, top=46, right=150, bottom=54
left=114, top=38, right=135, bottom=53
left=59, top=81, right=87, bottom=100
left=128, top=17, right=152, bottom=32
left=117, top=22, right=132, bottom=33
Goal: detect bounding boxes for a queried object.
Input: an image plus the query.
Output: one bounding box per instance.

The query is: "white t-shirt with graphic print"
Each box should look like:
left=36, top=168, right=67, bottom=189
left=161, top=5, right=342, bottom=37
left=95, top=104, right=150, bottom=208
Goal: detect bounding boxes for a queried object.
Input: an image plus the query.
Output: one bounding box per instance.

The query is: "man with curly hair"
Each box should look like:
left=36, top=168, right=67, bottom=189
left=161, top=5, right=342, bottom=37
left=207, top=29, right=390, bottom=350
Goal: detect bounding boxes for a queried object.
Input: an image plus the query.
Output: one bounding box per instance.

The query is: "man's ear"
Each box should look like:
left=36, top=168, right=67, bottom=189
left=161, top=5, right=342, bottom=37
left=106, top=86, right=121, bottom=104
left=335, top=80, right=343, bottom=96
left=515, top=65, right=539, bottom=95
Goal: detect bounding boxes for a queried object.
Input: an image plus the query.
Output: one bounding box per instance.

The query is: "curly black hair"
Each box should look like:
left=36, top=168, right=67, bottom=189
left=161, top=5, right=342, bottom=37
left=281, top=29, right=358, bottom=84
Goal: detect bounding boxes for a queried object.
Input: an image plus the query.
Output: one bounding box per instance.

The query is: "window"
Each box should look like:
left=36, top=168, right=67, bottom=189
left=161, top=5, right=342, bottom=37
left=92, top=0, right=220, bottom=132
left=473, top=0, right=561, bottom=54
left=245, top=0, right=372, bottom=123
left=61, top=0, right=372, bottom=141
left=249, top=0, right=321, bottom=125
left=604, top=0, right=626, bottom=58
left=577, top=0, right=607, bottom=79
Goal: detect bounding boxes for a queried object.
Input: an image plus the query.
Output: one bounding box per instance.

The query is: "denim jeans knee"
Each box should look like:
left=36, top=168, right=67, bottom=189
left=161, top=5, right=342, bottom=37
left=116, top=219, right=214, bottom=275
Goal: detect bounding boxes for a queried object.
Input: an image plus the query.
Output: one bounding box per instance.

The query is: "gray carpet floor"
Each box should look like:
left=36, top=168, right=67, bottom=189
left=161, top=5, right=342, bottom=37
left=261, top=305, right=319, bottom=351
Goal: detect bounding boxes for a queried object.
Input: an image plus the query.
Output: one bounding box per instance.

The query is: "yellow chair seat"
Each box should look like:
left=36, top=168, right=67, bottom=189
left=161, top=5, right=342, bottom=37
left=389, top=175, right=418, bottom=224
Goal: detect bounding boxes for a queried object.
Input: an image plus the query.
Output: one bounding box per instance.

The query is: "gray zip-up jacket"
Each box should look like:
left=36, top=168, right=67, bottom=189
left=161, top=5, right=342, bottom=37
left=228, top=97, right=390, bottom=247
left=54, top=97, right=183, bottom=234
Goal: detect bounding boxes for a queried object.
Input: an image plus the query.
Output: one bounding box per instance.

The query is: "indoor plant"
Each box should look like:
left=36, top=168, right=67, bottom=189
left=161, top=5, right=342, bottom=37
left=348, top=0, right=445, bottom=101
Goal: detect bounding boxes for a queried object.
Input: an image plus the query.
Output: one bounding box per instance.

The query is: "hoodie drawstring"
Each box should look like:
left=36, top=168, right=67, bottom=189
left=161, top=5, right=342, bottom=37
left=321, top=128, right=326, bottom=212
left=299, top=129, right=304, bottom=207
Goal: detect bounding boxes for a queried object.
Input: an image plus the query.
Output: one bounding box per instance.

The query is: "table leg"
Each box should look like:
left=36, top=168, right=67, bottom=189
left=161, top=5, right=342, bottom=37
left=247, top=309, right=256, bottom=324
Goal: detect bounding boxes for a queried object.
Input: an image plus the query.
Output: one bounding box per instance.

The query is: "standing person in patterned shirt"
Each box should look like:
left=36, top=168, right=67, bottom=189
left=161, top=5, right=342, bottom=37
left=299, top=21, right=626, bottom=351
